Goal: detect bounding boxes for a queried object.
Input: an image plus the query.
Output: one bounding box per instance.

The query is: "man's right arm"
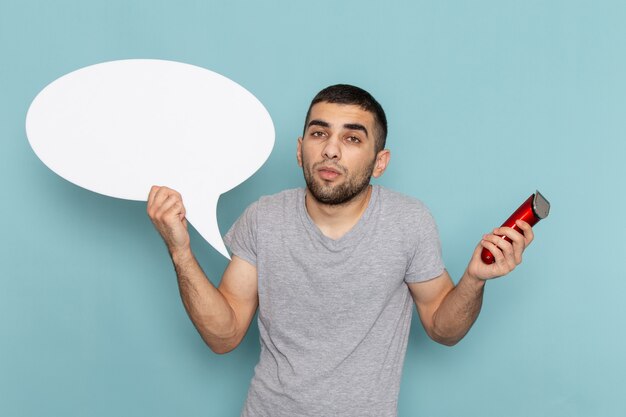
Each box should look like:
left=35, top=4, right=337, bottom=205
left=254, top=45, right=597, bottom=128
left=147, top=186, right=258, bottom=354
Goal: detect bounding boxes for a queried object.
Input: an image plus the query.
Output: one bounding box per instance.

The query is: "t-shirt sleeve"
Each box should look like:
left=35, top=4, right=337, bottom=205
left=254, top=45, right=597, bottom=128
left=404, top=206, right=445, bottom=283
left=223, top=201, right=259, bottom=267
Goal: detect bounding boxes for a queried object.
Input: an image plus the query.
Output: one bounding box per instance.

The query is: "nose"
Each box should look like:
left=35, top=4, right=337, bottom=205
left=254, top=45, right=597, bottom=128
left=322, top=135, right=341, bottom=160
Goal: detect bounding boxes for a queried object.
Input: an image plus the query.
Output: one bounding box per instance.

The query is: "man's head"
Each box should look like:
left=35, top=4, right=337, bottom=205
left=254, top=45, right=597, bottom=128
left=303, top=84, right=388, bottom=153
left=297, top=85, right=390, bottom=206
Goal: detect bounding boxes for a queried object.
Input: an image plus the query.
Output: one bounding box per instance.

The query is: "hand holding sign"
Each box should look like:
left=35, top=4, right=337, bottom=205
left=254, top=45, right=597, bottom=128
left=26, top=59, right=274, bottom=258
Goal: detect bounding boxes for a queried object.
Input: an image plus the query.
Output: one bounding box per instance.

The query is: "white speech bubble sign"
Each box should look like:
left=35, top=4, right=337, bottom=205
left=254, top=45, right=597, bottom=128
left=26, top=59, right=274, bottom=259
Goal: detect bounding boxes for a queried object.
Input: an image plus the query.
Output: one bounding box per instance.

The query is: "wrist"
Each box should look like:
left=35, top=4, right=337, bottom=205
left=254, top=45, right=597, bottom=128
left=169, top=245, right=194, bottom=265
left=463, top=269, right=487, bottom=289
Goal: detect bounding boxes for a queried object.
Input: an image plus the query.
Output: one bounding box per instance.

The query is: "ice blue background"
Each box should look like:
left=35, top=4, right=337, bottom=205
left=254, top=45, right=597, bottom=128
left=1, top=0, right=625, bottom=416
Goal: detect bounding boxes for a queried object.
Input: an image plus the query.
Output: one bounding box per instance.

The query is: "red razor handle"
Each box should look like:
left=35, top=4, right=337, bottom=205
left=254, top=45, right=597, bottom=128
left=481, top=190, right=550, bottom=264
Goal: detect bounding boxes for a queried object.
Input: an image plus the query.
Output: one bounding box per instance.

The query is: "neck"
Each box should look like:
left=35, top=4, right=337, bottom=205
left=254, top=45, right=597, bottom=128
left=305, top=185, right=373, bottom=240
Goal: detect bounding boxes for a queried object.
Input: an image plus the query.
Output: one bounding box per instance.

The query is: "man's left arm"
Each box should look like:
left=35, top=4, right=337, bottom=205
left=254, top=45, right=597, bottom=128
left=409, top=220, right=534, bottom=346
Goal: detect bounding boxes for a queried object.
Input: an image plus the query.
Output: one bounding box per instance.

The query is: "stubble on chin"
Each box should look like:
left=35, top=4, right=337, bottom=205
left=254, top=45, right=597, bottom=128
left=302, top=159, right=375, bottom=206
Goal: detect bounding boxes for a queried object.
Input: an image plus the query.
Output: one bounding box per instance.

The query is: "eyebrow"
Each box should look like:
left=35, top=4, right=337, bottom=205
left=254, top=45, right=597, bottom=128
left=308, top=119, right=330, bottom=129
left=343, top=123, right=369, bottom=137
left=307, top=120, right=369, bottom=137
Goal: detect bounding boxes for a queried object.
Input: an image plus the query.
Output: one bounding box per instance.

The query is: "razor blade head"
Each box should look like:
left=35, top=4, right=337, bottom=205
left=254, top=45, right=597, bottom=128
left=533, top=190, right=550, bottom=219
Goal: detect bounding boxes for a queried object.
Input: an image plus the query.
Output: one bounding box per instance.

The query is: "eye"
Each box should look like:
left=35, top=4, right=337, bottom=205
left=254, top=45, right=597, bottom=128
left=311, top=130, right=326, bottom=138
left=345, top=136, right=361, bottom=143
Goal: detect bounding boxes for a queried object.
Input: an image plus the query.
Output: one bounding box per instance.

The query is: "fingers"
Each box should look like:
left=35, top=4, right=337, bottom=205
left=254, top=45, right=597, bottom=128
left=147, top=186, right=184, bottom=220
left=147, top=185, right=163, bottom=217
left=467, top=238, right=511, bottom=281
left=491, top=230, right=522, bottom=265
left=147, top=186, right=188, bottom=232
left=481, top=234, right=516, bottom=270
left=468, top=222, right=536, bottom=281
left=493, top=222, right=535, bottom=264
left=147, top=185, right=159, bottom=210
left=146, top=186, right=190, bottom=252
left=155, top=194, right=182, bottom=219
left=515, top=220, right=534, bottom=246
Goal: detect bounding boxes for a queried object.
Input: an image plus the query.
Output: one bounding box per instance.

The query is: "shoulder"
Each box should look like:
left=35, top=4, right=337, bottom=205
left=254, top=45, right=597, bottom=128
left=229, top=188, right=301, bottom=225
left=374, top=186, right=439, bottom=235
left=239, top=188, right=304, bottom=225
left=237, top=188, right=302, bottom=212
left=375, top=186, right=432, bottom=216
left=257, top=188, right=302, bottom=204
left=255, top=188, right=303, bottom=212
left=225, top=188, right=303, bottom=248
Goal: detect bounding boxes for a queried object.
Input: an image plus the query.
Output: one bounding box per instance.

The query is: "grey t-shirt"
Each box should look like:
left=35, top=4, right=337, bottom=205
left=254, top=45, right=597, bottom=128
left=224, top=185, right=445, bottom=417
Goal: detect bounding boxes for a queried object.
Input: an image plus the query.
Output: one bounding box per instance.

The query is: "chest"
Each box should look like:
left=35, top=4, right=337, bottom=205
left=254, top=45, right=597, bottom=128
left=255, top=216, right=413, bottom=325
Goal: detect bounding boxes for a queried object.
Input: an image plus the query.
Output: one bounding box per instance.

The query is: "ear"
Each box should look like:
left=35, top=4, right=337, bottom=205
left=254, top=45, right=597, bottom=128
left=296, top=137, right=303, bottom=167
left=372, top=149, right=390, bottom=178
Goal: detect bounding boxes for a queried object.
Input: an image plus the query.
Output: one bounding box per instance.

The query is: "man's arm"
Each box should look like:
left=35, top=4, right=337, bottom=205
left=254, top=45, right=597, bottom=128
left=409, top=220, right=534, bottom=346
left=147, top=186, right=258, bottom=354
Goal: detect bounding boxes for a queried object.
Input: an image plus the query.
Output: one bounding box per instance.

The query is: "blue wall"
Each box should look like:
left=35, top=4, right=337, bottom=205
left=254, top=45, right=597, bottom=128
left=1, top=1, right=624, bottom=416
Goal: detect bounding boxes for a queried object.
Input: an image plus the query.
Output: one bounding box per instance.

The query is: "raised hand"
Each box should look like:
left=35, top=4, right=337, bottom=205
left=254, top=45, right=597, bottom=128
left=147, top=185, right=191, bottom=255
left=467, top=220, right=534, bottom=280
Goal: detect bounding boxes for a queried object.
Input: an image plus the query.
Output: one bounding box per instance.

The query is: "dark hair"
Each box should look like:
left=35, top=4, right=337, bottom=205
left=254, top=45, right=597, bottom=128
left=303, top=84, right=388, bottom=152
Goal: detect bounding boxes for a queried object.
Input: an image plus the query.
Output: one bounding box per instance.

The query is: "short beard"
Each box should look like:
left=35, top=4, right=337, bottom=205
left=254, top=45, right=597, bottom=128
left=302, top=158, right=376, bottom=206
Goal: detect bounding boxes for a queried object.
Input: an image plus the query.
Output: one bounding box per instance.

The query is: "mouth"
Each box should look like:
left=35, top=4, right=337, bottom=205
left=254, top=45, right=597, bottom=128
left=316, top=165, right=343, bottom=181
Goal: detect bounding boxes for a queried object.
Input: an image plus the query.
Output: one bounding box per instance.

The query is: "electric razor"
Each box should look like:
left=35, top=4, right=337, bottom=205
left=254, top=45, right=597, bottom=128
left=481, top=190, right=550, bottom=264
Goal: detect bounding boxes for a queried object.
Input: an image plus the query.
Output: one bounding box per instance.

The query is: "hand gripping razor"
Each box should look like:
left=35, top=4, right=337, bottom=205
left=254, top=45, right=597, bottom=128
left=481, top=190, right=551, bottom=264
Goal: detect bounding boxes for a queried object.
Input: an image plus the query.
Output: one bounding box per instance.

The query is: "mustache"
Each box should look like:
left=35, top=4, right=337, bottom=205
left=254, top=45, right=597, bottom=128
left=311, top=161, right=347, bottom=175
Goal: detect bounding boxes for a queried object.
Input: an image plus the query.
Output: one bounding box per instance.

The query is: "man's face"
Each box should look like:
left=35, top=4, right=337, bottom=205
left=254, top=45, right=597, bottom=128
left=297, top=102, right=388, bottom=205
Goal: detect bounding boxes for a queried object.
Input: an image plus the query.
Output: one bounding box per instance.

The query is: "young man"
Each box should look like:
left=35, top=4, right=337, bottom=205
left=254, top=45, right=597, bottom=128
left=147, top=85, right=534, bottom=417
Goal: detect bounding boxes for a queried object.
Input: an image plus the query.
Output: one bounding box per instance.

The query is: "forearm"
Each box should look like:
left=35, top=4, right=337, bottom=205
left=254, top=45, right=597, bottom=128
left=170, top=248, right=238, bottom=353
left=431, top=271, right=485, bottom=346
